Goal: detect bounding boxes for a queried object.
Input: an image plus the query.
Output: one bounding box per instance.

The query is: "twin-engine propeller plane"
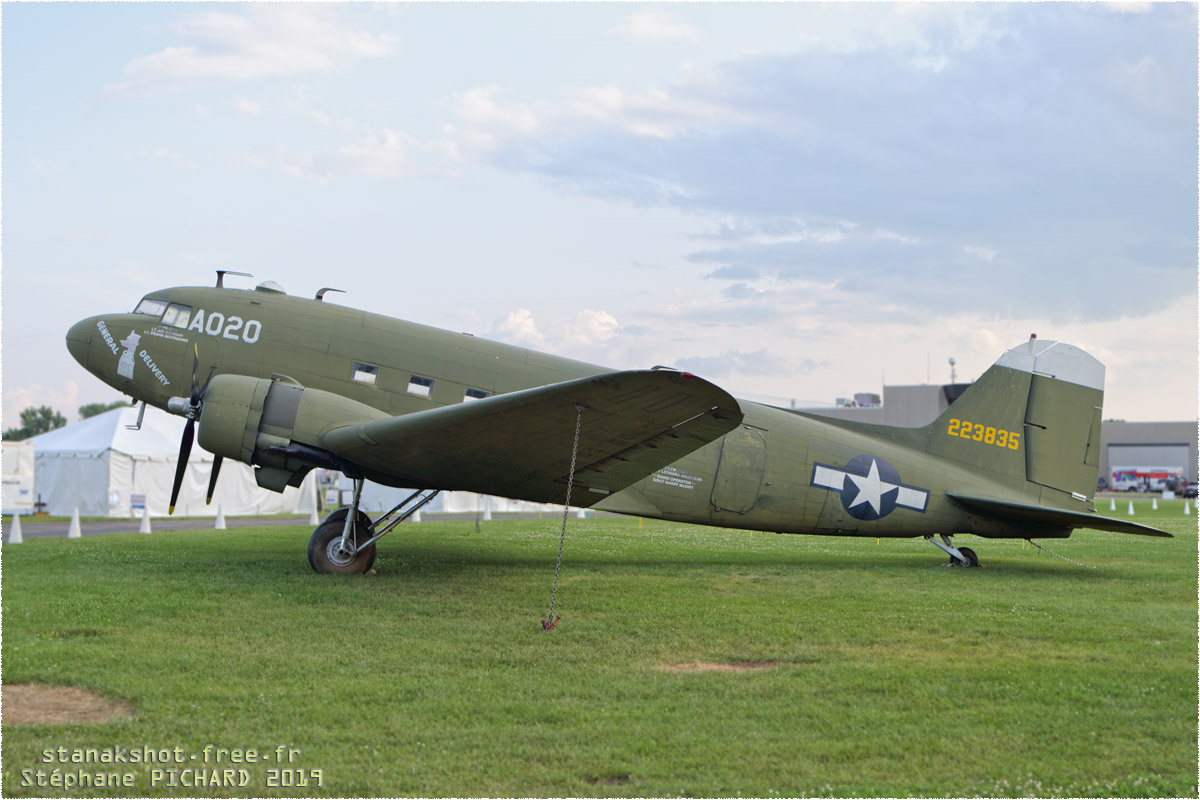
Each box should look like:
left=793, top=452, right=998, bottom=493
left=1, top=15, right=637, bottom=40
left=66, top=272, right=1168, bottom=573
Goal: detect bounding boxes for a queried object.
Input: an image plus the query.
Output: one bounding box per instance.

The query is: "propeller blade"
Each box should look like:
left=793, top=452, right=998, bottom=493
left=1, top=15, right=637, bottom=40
left=190, top=346, right=201, bottom=405
left=206, top=455, right=223, bottom=505
left=169, top=418, right=195, bottom=515
left=176, top=346, right=217, bottom=512
left=198, top=365, right=216, bottom=402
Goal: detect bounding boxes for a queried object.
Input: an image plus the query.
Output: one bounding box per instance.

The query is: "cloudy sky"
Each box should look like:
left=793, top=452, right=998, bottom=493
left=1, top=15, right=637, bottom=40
left=3, top=2, right=1196, bottom=429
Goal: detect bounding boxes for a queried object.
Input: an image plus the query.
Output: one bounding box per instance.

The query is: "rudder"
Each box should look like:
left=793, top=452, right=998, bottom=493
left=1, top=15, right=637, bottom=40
left=926, top=338, right=1105, bottom=502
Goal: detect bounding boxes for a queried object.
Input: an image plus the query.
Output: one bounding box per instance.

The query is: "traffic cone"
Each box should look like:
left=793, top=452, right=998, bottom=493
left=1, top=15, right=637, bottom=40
left=308, top=507, right=319, bottom=525
left=139, top=506, right=152, bottom=534
left=214, top=505, right=226, bottom=530
left=1185, top=501, right=1191, bottom=515
left=412, top=509, right=422, bottom=523
left=1152, top=498, right=1158, bottom=510
left=1109, top=498, right=1116, bottom=511
left=1127, top=501, right=1135, bottom=516
left=8, top=514, right=23, bottom=544
left=576, top=508, right=586, bottom=519
left=68, top=509, right=82, bottom=539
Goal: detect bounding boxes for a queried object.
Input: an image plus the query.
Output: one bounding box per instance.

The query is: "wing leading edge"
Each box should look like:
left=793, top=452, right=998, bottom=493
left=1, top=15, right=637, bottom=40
left=946, top=491, right=1173, bottom=537
left=320, top=370, right=743, bottom=506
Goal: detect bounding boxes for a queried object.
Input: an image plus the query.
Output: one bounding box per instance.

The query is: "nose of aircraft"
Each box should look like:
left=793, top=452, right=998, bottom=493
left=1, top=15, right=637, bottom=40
left=66, top=318, right=93, bottom=368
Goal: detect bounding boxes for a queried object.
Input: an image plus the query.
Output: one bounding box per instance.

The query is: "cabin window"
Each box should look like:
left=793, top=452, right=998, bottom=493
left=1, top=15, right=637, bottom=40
left=352, top=362, right=379, bottom=385
left=133, top=298, right=168, bottom=317
left=463, top=388, right=490, bottom=402
left=161, top=303, right=192, bottom=329
left=408, top=375, right=434, bottom=398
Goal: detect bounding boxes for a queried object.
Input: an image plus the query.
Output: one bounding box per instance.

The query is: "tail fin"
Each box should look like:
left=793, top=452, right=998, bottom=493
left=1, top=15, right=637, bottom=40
left=926, top=338, right=1104, bottom=502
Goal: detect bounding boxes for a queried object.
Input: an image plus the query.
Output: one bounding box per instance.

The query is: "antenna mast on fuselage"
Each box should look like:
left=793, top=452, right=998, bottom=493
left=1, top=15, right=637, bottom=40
left=215, top=270, right=254, bottom=289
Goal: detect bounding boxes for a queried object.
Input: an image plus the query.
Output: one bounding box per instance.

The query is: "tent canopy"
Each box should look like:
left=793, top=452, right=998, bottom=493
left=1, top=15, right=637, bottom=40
left=35, top=404, right=195, bottom=458
left=31, top=406, right=316, bottom=518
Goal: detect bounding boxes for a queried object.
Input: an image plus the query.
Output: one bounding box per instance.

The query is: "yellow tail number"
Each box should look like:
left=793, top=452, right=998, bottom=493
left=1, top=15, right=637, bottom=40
left=947, top=418, right=1020, bottom=450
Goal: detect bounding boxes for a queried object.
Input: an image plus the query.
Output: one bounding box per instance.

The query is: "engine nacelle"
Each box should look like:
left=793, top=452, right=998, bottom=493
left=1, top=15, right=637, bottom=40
left=197, top=374, right=389, bottom=492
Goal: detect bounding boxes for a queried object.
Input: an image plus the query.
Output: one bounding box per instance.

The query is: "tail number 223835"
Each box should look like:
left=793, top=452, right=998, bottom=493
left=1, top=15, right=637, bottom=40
left=947, top=418, right=1020, bottom=450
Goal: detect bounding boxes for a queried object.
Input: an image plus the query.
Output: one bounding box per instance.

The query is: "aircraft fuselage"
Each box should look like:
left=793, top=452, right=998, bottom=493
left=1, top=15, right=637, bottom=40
left=67, top=283, right=1097, bottom=544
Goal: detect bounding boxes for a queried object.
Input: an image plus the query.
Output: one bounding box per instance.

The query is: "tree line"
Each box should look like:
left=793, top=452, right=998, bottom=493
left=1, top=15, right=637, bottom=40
left=2, top=400, right=132, bottom=441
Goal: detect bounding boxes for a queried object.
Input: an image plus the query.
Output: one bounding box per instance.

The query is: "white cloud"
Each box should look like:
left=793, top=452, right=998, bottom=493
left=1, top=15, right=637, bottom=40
left=744, top=224, right=847, bottom=246
left=452, top=4, right=1195, bottom=325
left=492, top=308, right=547, bottom=350
left=676, top=348, right=819, bottom=378
left=489, top=308, right=620, bottom=360
left=569, top=84, right=742, bottom=139
left=327, top=129, right=417, bottom=179
left=442, top=77, right=746, bottom=164
left=270, top=129, right=460, bottom=183
left=799, top=4, right=1007, bottom=65
left=1102, top=2, right=1153, bottom=13
left=234, top=97, right=261, bottom=115
left=454, top=86, right=540, bottom=133
left=4, top=382, right=81, bottom=428
left=564, top=309, right=620, bottom=345
left=962, top=245, right=998, bottom=261
left=107, top=6, right=394, bottom=95
left=874, top=229, right=920, bottom=245
left=441, top=86, right=542, bottom=159
left=609, top=10, right=700, bottom=43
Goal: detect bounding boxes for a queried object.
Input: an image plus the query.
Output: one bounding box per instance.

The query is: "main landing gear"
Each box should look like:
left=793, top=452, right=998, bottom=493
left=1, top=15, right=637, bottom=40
left=307, top=478, right=440, bottom=574
left=309, top=508, right=377, bottom=573
left=924, top=534, right=980, bottom=568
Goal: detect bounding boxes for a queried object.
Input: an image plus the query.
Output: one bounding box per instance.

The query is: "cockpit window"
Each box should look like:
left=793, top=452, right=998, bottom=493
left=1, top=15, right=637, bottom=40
left=134, top=298, right=168, bottom=317
left=161, top=303, right=192, bottom=329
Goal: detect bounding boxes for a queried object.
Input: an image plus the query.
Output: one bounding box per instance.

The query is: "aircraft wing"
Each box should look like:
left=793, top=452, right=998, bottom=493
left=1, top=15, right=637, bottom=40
left=945, top=491, right=1173, bottom=537
left=319, top=370, right=743, bottom=506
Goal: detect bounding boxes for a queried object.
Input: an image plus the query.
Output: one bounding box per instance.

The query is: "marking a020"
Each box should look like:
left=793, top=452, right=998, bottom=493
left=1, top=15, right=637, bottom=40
left=188, top=310, right=261, bottom=344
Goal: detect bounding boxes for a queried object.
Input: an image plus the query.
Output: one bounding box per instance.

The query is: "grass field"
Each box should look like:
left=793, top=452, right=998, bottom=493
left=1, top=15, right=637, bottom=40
left=2, top=501, right=1195, bottom=797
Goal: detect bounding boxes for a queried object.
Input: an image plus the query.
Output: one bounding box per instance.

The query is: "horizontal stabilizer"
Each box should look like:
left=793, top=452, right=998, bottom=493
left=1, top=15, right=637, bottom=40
left=946, top=491, right=1172, bottom=537
left=320, top=370, right=743, bottom=506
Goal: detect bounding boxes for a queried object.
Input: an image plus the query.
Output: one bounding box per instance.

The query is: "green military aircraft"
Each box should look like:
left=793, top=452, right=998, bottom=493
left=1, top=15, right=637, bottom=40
left=66, top=272, right=1169, bottom=573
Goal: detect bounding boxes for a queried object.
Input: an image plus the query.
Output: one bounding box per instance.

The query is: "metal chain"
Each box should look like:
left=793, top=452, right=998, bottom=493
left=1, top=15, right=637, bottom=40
left=1025, top=538, right=1094, bottom=569
left=544, top=405, right=584, bottom=631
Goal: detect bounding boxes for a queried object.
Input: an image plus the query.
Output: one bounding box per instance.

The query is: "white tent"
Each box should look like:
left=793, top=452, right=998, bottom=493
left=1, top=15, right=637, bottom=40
left=31, top=406, right=317, bottom=518
left=339, top=476, right=575, bottom=516
left=2, top=440, right=36, bottom=514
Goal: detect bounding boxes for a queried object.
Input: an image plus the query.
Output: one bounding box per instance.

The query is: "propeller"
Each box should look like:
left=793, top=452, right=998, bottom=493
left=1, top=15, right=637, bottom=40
left=206, top=455, right=223, bottom=505
left=167, top=347, right=216, bottom=515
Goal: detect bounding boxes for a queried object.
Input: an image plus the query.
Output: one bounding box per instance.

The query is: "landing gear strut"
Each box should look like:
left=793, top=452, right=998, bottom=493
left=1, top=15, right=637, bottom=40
left=306, top=478, right=441, bottom=574
left=924, top=534, right=980, bottom=568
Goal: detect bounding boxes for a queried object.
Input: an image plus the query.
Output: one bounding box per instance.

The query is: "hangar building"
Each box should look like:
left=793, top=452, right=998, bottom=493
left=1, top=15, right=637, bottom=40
left=797, top=383, right=1197, bottom=486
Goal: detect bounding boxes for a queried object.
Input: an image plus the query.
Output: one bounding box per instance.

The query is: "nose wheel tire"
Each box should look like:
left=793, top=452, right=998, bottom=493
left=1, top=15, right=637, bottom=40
left=308, top=509, right=376, bottom=574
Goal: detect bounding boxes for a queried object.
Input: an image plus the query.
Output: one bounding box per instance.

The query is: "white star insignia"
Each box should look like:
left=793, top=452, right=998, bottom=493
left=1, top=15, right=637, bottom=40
left=811, top=458, right=930, bottom=515
left=845, top=458, right=899, bottom=515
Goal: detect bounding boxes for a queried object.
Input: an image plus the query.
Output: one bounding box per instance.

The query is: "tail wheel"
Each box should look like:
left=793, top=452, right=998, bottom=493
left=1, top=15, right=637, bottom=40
left=308, top=508, right=376, bottom=574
